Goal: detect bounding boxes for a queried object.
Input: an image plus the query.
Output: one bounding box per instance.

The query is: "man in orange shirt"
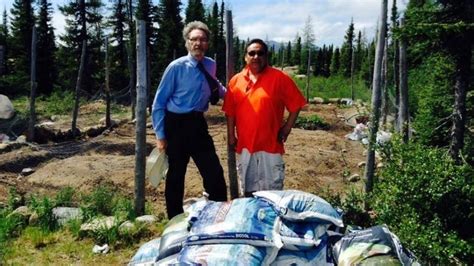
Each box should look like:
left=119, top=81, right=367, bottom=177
left=223, top=39, right=306, bottom=197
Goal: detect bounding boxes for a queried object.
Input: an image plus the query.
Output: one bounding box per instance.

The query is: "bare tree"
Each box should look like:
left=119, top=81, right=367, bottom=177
left=225, top=10, right=238, bottom=199
left=134, top=20, right=147, bottom=215
left=398, top=18, right=409, bottom=143
left=364, top=0, right=388, bottom=194
left=305, top=48, right=311, bottom=101
left=71, top=0, right=87, bottom=137
left=105, top=36, right=111, bottom=128
left=126, top=0, right=136, bottom=120
left=350, top=47, right=355, bottom=100
left=71, top=40, right=87, bottom=137
left=28, top=27, right=37, bottom=142
left=381, top=37, right=389, bottom=129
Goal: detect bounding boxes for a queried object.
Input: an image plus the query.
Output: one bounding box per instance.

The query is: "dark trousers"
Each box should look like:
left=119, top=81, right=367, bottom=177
left=164, top=111, right=227, bottom=219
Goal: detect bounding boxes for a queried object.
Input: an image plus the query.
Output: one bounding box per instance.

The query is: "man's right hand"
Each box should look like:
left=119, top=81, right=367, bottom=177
left=156, top=139, right=167, bottom=153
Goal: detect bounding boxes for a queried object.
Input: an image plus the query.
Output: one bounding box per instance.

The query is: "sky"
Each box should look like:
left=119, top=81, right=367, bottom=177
left=2, top=0, right=407, bottom=47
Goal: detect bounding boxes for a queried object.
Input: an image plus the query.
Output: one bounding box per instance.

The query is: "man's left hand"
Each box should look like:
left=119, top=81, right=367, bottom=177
left=278, top=126, right=291, bottom=143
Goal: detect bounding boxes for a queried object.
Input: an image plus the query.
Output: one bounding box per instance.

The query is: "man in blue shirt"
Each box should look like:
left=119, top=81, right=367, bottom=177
left=151, top=21, right=227, bottom=219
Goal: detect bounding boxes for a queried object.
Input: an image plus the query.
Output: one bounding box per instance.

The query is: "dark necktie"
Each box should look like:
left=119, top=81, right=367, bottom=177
left=197, top=61, right=220, bottom=105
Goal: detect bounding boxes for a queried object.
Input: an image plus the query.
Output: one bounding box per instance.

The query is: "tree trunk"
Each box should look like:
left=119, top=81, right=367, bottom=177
left=71, top=40, right=87, bottom=137
left=225, top=10, right=239, bottom=200
left=305, top=48, right=311, bottom=102
left=393, top=38, right=400, bottom=132
left=134, top=20, right=147, bottom=216
left=28, top=27, right=37, bottom=142
left=147, top=46, right=152, bottom=115
left=364, top=0, right=387, bottom=195
left=449, top=36, right=470, bottom=163
left=350, top=47, right=355, bottom=100
left=381, top=37, right=389, bottom=130
left=105, top=36, right=111, bottom=128
left=399, top=18, right=409, bottom=143
left=127, top=0, right=136, bottom=120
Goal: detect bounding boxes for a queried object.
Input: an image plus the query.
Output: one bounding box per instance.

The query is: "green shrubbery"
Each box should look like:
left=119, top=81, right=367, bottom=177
left=295, top=115, right=330, bottom=130
left=293, top=75, right=371, bottom=102
left=371, top=139, right=474, bottom=264
left=0, top=186, right=159, bottom=262
left=12, top=90, right=77, bottom=119
left=409, top=53, right=455, bottom=147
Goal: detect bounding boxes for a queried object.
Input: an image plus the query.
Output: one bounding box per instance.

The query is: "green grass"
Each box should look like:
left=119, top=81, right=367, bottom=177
left=11, top=91, right=130, bottom=122
left=1, top=186, right=165, bottom=264
left=293, top=75, right=371, bottom=102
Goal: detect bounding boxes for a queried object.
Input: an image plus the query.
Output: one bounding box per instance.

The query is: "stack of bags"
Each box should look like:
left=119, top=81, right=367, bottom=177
left=129, top=190, right=417, bottom=265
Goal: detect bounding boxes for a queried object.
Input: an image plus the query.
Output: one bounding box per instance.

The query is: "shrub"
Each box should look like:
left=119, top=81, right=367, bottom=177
left=28, top=196, right=58, bottom=232
left=371, top=139, right=474, bottom=264
left=295, top=115, right=330, bottom=130
left=319, top=186, right=373, bottom=229
left=80, top=186, right=116, bottom=221
left=293, top=75, right=371, bottom=102
left=54, top=187, right=76, bottom=207
left=409, top=53, right=455, bottom=147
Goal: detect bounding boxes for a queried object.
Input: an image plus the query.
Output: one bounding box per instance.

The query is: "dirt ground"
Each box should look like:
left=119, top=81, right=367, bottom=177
left=0, top=102, right=367, bottom=216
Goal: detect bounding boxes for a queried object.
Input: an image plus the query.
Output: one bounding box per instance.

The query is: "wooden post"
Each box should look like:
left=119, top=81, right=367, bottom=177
left=71, top=40, right=87, bottom=137
left=225, top=10, right=239, bottom=199
left=381, top=37, right=389, bottom=129
left=28, top=27, right=37, bottom=142
left=398, top=17, right=409, bottom=143
left=105, top=36, right=111, bottom=128
left=364, top=0, right=387, bottom=195
left=305, top=48, right=311, bottom=102
left=350, top=46, right=355, bottom=100
left=134, top=20, right=147, bottom=216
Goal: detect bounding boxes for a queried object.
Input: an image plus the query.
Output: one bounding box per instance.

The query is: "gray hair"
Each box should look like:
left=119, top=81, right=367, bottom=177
left=182, top=21, right=211, bottom=41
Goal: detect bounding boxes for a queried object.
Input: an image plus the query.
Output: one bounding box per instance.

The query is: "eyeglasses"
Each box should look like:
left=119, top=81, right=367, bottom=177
left=188, top=37, right=208, bottom=43
left=247, top=50, right=266, bottom=57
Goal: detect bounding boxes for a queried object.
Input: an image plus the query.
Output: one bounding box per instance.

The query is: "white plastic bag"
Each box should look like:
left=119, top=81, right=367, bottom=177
left=146, top=147, right=168, bottom=187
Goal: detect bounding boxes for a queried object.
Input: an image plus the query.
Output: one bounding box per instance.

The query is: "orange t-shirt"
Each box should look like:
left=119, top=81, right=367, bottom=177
left=223, top=66, right=307, bottom=154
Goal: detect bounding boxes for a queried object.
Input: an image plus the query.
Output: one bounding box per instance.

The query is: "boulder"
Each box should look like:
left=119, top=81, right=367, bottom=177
left=0, top=94, right=14, bottom=119
left=53, top=207, right=83, bottom=226
left=135, top=215, right=157, bottom=225
left=80, top=216, right=119, bottom=233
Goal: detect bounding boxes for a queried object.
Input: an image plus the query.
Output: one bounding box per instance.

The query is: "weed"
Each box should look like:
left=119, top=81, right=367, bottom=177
left=22, top=227, right=55, bottom=249
left=54, top=186, right=76, bottom=207
left=80, top=186, right=116, bottom=220
left=28, top=196, right=58, bottom=232
left=295, top=115, right=330, bottom=130
left=7, top=187, right=23, bottom=211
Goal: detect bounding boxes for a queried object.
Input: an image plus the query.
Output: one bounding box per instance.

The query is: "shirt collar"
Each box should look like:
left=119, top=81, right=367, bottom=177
left=243, top=65, right=269, bottom=78
left=187, top=53, right=197, bottom=67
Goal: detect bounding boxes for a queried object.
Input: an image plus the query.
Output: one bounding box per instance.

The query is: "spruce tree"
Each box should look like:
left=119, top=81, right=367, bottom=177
left=108, top=0, right=129, bottom=93
left=0, top=9, right=8, bottom=75
left=153, top=0, right=184, bottom=77
left=57, top=0, right=103, bottom=94
left=293, top=35, right=301, bottom=66
left=36, top=0, right=56, bottom=95
left=233, top=36, right=242, bottom=73
left=9, top=0, right=35, bottom=91
left=340, top=19, right=355, bottom=77
left=325, top=45, right=333, bottom=76
left=286, top=41, right=292, bottom=66
left=330, top=47, right=341, bottom=76
left=185, top=0, right=205, bottom=24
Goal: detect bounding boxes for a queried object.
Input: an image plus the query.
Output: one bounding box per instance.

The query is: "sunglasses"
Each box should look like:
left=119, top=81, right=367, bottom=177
left=247, top=50, right=266, bottom=57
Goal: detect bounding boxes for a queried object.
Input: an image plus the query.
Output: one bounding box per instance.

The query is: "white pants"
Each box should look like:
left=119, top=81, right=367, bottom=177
left=237, top=148, right=285, bottom=195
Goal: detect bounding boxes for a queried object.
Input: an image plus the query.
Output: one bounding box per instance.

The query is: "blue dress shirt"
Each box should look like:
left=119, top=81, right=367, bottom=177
left=152, top=54, right=226, bottom=139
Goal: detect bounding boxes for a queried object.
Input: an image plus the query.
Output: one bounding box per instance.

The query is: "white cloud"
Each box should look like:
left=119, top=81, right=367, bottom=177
left=230, top=0, right=407, bottom=46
